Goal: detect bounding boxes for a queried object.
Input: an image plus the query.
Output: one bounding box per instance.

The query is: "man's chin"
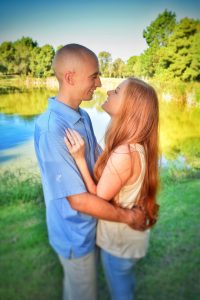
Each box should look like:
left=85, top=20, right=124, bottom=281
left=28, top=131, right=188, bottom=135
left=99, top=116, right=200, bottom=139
left=82, top=95, right=93, bottom=101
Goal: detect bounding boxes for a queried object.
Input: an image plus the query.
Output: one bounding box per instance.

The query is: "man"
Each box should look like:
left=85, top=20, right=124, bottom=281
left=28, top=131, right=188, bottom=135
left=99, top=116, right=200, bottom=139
left=34, top=44, right=145, bottom=300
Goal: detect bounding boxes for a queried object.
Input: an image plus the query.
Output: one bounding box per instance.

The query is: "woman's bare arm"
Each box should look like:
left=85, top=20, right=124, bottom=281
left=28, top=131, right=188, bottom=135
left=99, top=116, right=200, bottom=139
left=65, top=129, right=97, bottom=194
left=64, top=130, right=139, bottom=201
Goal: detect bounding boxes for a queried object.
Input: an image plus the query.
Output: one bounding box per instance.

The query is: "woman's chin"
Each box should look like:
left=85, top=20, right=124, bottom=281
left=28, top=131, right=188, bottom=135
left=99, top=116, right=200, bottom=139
left=102, top=107, right=111, bottom=117
left=101, top=103, right=107, bottom=112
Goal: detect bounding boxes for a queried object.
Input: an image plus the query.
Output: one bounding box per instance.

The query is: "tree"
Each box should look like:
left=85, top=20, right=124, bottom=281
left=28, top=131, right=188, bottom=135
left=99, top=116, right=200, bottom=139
left=111, top=58, right=125, bottom=78
left=0, top=37, right=56, bottom=77
left=143, top=10, right=176, bottom=48
left=160, top=18, right=200, bottom=81
left=185, top=31, right=200, bottom=81
left=13, top=37, right=38, bottom=75
left=38, top=45, right=55, bottom=77
left=124, top=56, right=138, bottom=77
left=0, top=64, right=7, bottom=74
left=98, top=51, right=112, bottom=77
left=30, top=45, right=55, bottom=77
left=0, top=41, right=15, bottom=74
left=140, top=10, right=177, bottom=78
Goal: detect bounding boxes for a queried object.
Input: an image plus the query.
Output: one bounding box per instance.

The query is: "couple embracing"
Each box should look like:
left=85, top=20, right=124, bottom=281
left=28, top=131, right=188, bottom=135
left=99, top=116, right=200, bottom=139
left=34, top=44, right=159, bottom=300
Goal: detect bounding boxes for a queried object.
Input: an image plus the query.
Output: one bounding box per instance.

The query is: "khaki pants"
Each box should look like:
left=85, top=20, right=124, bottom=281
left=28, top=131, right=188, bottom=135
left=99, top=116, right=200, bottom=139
left=58, top=249, right=98, bottom=300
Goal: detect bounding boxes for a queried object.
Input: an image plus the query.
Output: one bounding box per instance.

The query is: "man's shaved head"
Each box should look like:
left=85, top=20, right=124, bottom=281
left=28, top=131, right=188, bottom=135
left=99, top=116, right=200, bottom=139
left=52, top=44, right=98, bottom=83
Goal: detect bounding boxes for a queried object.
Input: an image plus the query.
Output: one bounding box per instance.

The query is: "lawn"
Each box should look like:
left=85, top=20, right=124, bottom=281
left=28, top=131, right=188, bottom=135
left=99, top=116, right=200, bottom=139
left=0, top=169, right=199, bottom=300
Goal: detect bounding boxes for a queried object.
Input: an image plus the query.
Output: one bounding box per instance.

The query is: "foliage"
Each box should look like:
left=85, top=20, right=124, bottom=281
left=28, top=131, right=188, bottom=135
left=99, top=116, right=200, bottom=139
left=0, top=11, right=199, bottom=81
left=160, top=18, right=200, bottom=81
left=143, top=10, right=176, bottom=48
left=141, top=11, right=200, bottom=81
left=98, top=51, right=112, bottom=77
left=13, top=37, right=38, bottom=75
left=111, top=58, right=125, bottom=78
left=0, top=41, right=18, bottom=74
left=0, top=37, right=55, bottom=77
left=30, top=45, right=55, bottom=77
left=123, top=56, right=138, bottom=77
left=139, top=47, right=160, bottom=77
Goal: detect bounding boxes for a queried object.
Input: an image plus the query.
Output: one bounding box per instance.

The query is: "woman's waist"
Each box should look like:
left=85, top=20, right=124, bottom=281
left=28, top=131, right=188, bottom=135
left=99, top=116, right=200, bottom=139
left=97, top=220, right=149, bottom=240
left=96, top=220, right=150, bottom=258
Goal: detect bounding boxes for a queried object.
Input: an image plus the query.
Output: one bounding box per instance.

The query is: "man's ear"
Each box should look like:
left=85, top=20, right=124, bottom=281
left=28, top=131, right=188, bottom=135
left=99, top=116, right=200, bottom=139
left=64, top=71, right=75, bottom=85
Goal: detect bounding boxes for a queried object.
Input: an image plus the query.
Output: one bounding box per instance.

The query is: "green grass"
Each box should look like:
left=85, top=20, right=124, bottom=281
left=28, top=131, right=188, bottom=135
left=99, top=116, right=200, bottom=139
left=0, top=203, right=62, bottom=300
left=135, top=174, right=200, bottom=300
left=0, top=169, right=199, bottom=300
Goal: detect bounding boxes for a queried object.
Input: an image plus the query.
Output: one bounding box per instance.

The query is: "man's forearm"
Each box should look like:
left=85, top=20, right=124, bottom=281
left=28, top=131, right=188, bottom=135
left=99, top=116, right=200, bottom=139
left=67, top=192, right=130, bottom=224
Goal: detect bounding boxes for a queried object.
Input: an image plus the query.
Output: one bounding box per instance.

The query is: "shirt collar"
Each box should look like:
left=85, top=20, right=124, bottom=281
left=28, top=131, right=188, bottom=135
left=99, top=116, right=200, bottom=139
left=48, top=97, right=83, bottom=125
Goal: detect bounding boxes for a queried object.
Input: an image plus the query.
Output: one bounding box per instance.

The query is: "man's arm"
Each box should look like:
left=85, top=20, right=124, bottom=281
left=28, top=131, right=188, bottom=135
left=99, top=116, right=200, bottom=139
left=38, top=132, right=146, bottom=230
left=67, top=192, right=146, bottom=231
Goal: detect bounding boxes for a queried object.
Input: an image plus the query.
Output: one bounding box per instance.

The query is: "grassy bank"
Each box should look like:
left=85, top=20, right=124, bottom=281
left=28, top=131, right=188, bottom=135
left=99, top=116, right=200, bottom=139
left=0, top=75, right=122, bottom=93
left=0, top=169, right=200, bottom=300
left=1, top=76, right=199, bottom=106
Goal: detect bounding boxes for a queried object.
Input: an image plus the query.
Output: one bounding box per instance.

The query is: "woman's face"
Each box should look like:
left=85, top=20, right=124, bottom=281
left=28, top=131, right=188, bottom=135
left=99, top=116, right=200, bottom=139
left=102, top=80, right=128, bottom=117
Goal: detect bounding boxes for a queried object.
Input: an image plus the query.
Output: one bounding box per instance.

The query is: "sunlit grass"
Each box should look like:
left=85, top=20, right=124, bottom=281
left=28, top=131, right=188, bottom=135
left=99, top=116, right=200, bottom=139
left=135, top=171, right=200, bottom=300
left=0, top=168, right=199, bottom=299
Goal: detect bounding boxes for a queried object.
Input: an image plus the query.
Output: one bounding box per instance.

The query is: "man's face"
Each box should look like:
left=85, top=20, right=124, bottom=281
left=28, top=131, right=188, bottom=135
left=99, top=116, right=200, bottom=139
left=73, top=55, right=101, bottom=101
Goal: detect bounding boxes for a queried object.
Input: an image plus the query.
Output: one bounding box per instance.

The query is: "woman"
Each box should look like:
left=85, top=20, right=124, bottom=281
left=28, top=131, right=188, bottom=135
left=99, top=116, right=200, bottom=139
left=64, top=77, right=159, bottom=300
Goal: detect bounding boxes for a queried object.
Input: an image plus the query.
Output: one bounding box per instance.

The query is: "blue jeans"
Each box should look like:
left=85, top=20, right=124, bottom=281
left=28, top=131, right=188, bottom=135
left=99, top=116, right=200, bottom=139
left=101, top=249, right=136, bottom=300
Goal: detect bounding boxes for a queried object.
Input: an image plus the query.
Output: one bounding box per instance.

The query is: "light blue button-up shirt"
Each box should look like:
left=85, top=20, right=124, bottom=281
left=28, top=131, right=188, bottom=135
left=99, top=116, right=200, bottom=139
left=34, top=97, right=101, bottom=258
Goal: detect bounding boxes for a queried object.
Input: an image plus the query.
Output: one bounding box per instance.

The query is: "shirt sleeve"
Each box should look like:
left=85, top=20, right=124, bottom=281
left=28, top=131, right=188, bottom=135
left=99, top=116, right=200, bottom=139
left=38, top=131, right=87, bottom=200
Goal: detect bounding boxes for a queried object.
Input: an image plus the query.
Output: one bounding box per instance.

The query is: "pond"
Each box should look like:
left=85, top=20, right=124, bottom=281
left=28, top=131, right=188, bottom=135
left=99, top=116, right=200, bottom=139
left=0, top=84, right=200, bottom=170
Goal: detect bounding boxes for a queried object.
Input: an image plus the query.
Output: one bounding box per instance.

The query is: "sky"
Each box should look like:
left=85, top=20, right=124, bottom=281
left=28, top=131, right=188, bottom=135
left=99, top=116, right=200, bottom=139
left=1, top=0, right=200, bottom=61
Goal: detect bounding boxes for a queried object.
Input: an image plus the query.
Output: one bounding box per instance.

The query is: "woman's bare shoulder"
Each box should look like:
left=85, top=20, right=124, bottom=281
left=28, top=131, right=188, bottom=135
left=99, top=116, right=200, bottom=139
left=107, top=144, right=132, bottom=172
left=112, top=144, right=130, bottom=154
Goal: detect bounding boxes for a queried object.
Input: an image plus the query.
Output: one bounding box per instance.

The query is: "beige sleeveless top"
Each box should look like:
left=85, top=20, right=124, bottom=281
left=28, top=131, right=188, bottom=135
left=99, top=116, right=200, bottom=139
left=96, top=144, right=150, bottom=259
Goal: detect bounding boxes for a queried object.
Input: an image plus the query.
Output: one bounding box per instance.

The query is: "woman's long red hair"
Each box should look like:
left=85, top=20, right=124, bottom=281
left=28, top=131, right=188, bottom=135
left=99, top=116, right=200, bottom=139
left=94, top=77, right=159, bottom=228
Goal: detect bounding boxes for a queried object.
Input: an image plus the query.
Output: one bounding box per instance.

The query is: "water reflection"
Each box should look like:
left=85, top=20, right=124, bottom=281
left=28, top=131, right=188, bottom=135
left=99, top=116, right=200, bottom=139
left=0, top=87, right=199, bottom=168
left=0, top=89, right=50, bottom=117
left=159, top=101, right=200, bottom=168
left=0, top=113, right=36, bottom=151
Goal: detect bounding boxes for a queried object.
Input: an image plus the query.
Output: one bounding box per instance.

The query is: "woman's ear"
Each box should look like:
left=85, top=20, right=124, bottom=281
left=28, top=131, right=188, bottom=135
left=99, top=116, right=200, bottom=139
left=64, top=71, right=75, bottom=85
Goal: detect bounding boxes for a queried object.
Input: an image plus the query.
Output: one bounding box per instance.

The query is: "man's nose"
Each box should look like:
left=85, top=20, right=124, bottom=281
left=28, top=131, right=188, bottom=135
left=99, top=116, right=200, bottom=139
left=95, top=76, right=102, bottom=88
